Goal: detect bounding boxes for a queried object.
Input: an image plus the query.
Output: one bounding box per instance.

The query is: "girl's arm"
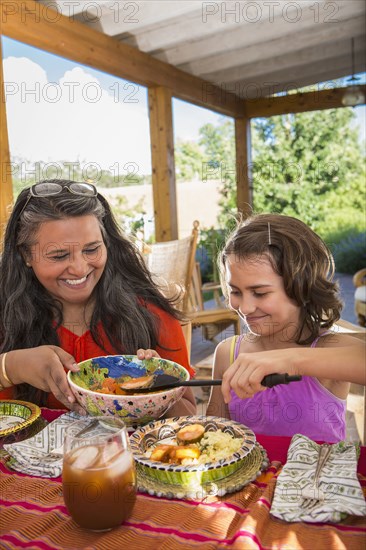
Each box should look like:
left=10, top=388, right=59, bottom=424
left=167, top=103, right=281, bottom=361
left=206, top=340, right=231, bottom=419
left=221, top=342, right=366, bottom=403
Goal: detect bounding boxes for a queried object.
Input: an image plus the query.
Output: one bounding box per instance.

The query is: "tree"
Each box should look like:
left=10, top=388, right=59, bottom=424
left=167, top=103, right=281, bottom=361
left=183, top=107, right=365, bottom=274
left=193, top=109, right=365, bottom=232
left=198, top=119, right=238, bottom=224
left=251, top=108, right=365, bottom=234
left=175, top=139, right=204, bottom=181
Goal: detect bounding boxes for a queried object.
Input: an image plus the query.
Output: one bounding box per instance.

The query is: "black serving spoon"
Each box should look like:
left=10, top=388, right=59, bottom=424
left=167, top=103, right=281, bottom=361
left=121, top=373, right=302, bottom=393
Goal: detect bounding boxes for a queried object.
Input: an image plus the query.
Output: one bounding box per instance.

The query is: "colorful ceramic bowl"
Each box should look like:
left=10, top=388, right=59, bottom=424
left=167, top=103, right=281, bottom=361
left=68, top=355, right=189, bottom=427
left=130, top=415, right=256, bottom=487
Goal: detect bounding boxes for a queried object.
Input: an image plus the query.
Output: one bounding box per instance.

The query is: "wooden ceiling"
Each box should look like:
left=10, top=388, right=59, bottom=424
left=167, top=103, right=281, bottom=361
left=37, top=0, right=366, bottom=100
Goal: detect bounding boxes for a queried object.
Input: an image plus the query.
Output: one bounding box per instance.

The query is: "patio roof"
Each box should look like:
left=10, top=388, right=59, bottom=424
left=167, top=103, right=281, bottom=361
left=38, top=0, right=366, bottom=99
left=1, top=1, right=365, bottom=242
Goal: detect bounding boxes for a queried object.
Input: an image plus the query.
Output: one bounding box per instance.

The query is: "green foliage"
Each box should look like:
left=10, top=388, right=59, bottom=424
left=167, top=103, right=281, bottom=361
left=251, top=108, right=366, bottom=274
left=318, top=209, right=366, bottom=274
left=318, top=208, right=366, bottom=247
left=331, top=233, right=366, bottom=274
left=175, top=140, right=204, bottom=181
left=180, top=108, right=365, bottom=277
left=197, top=220, right=238, bottom=283
left=197, top=227, right=225, bottom=282
left=198, top=120, right=238, bottom=224
left=251, top=109, right=366, bottom=228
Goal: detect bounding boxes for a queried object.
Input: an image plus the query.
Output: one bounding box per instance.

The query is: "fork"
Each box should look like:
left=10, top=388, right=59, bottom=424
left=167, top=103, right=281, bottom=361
left=301, top=443, right=332, bottom=509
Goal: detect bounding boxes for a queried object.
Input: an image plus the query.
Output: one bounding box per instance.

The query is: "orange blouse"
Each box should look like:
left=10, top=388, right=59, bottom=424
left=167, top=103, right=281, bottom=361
left=1, top=303, right=193, bottom=409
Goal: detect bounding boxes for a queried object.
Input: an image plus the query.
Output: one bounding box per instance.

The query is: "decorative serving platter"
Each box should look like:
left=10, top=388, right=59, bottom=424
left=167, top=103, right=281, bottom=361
left=136, top=443, right=268, bottom=500
left=0, top=400, right=41, bottom=437
left=130, top=415, right=258, bottom=489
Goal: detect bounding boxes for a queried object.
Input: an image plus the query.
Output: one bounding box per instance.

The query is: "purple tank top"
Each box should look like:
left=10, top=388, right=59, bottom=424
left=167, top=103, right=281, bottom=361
left=228, top=334, right=346, bottom=443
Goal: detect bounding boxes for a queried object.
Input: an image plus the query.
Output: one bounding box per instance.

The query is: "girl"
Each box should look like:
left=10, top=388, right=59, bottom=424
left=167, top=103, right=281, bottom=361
left=0, top=180, right=195, bottom=416
left=206, top=213, right=363, bottom=442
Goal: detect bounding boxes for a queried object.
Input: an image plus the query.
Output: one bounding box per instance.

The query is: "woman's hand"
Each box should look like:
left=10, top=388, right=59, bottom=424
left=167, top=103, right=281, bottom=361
left=6, top=346, right=85, bottom=414
left=221, top=349, right=299, bottom=403
left=136, top=349, right=161, bottom=360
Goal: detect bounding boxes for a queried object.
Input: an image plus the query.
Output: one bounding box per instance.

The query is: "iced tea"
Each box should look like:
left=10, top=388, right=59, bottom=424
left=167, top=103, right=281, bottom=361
left=62, top=419, right=136, bottom=531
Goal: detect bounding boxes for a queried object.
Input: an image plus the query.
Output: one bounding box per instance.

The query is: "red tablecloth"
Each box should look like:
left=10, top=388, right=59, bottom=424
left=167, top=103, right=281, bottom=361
left=0, top=408, right=365, bottom=550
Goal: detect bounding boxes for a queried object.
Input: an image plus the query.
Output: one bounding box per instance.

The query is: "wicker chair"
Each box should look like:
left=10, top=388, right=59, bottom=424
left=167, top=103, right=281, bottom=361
left=145, top=221, right=200, bottom=312
left=145, top=221, right=240, bottom=346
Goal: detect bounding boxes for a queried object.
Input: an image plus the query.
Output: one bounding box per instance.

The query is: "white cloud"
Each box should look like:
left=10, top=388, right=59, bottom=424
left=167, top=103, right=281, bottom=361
left=3, top=58, right=152, bottom=175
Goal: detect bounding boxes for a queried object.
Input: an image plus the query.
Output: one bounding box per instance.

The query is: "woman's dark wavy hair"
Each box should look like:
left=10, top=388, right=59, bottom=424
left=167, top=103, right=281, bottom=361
left=0, top=179, right=183, bottom=404
left=219, top=213, right=343, bottom=345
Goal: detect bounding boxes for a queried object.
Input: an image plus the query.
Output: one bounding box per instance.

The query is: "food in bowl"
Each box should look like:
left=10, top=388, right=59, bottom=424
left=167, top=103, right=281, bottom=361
left=90, top=374, right=156, bottom=395
left=67, top=355, right=189, bottom=427
left=130, top=415, right=256, bottom=487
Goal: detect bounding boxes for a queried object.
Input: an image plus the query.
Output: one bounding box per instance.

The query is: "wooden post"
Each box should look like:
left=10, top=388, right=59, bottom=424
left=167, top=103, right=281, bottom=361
left=148, top=86, right=178, bottom=241
left=235, top=117, right=252, bottom=218
left=0, top=37, right=12, bottom=244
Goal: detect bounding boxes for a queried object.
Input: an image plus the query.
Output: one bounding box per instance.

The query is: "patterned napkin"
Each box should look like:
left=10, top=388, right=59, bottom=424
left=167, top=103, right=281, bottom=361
left=3, top=411, right=86, bottom=478
left=271, top=434, right=366, bottom=523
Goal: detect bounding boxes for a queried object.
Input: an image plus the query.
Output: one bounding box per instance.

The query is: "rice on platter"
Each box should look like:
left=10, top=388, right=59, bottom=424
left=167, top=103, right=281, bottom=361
left=197, top=431, right=243, bottom=464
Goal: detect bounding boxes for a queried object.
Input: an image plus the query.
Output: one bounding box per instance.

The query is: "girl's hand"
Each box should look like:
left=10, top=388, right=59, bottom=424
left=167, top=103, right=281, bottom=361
left=221, top=349, right=298, bottom=403
left=6, top=346, right=85, bottom=414
left=136, top=349, right=161, bottom=360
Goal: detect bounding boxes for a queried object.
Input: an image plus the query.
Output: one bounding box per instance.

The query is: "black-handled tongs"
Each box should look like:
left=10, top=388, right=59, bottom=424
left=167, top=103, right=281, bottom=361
left=122, top=373, right=302, bottom=393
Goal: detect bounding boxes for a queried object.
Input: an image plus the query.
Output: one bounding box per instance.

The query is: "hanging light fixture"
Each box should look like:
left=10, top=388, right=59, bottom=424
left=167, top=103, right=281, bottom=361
left=342, top=38, right=365, bottom=107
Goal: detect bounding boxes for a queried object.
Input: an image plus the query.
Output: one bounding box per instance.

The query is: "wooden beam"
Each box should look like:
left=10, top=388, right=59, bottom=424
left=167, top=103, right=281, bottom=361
left=0, top=37, right=12, bottom=244
left=1, top=0, right=245, bottom=118
left=246, top=86, right=366, bottom=118
left=148, top=86, right=177, bottom=242
left=235, top=117, right=252, bottom=218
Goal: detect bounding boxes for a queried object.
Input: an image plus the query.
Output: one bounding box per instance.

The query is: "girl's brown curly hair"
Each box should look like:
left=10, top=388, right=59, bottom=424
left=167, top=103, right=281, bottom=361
left=219, top=213, right=343, bottom=345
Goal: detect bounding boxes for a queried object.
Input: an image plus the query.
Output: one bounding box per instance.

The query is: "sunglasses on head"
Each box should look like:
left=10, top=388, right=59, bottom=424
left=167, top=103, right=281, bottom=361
left=19, top=181, right=98, bottom=217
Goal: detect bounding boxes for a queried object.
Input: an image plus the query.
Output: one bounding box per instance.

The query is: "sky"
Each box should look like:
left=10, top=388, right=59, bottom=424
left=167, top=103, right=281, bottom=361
left=2, top=36, right=365, bottom=181
left=1, top=37, right=223, bottom=180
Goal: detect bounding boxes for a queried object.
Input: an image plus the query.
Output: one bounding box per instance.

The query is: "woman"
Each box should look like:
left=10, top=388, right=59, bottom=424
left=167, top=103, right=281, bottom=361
left=0, top=180, right=196, bottom=416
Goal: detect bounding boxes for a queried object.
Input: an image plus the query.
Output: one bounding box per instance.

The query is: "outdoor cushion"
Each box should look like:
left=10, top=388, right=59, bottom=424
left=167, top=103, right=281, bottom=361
left=355, top=286, right=366, bottom=303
